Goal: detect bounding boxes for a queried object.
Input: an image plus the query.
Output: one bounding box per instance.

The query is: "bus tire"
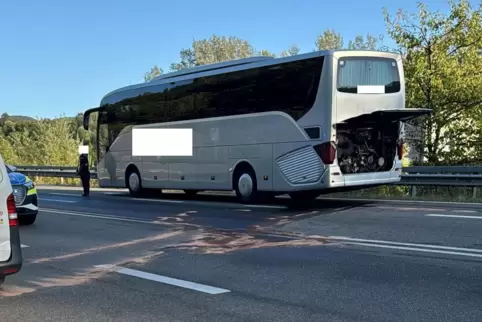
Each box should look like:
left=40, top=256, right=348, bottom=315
left=234, top=166, right=258, bottom=203
left=126, top=167, right=144, bottom=198
left=289, top=191, right=320, bottom=202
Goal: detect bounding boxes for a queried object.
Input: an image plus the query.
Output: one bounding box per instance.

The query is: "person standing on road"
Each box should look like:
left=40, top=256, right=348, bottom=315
left=77, top=153, right=90, bottom=197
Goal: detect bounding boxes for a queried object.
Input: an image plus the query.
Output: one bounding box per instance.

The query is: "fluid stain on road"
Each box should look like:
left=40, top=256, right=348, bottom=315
left=30, top=230, right=184, bottom=265
left=172, top=230, right=328, bottom=254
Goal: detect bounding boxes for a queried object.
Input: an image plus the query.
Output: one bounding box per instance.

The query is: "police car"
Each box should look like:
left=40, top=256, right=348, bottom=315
left=6, top=165, right=38, bottom=225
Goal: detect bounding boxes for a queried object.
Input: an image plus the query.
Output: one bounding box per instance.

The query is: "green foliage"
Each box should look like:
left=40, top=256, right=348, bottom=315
left=0, top=115, right=84, bottom=185
left=384, top=0, right=482, bottom=164
left=166, top=35, right=301, bottom=71
left=280, top=44, right=301, bottom=57
left=315, top=29, right=344, bottom=50
left=314, top=29, right=385, bottom=51
left=144, top=65, right=163, bottom=82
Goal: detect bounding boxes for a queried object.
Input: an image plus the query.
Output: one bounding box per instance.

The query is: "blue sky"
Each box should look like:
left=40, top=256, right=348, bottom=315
left=0, top=0, right=462, bottom=118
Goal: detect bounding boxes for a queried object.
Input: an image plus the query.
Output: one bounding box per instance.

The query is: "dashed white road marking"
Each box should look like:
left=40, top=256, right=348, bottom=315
left=94, top=265, right=230, bottom=295
left=21, top=244, right=29, bottom=248
left=41, top=198, right=77, bottom=203
left=426, top=214, right=482, bottom=220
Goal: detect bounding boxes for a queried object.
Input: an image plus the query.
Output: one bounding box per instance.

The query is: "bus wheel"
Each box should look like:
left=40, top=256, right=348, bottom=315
left=127, top=168, right=144, bottom=198
left=234, top=168, right=258, bottom=203
left=289, top=191, right=320, bottom=202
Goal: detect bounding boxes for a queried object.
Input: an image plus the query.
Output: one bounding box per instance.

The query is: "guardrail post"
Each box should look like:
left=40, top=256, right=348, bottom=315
left=410, top=186, right=417, bottom=197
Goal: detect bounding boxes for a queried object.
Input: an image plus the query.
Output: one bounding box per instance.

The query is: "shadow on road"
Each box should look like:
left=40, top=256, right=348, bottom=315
left=100, top=189, right=376, bottom=230
left=118, top=189, right=375, bottom=212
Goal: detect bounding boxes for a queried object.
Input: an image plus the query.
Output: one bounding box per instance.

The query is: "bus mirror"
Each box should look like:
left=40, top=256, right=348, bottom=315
left=83, top=112, right=90, bottom=130
left=83, top=106, right=103, bottom=130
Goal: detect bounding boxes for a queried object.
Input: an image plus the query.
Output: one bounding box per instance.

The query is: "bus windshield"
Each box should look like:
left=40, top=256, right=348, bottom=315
left=336, top=57, right=400, bottom=94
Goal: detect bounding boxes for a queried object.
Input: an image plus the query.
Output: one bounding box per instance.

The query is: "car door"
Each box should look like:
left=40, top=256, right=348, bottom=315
left=0, top=154, right=13, bottom=262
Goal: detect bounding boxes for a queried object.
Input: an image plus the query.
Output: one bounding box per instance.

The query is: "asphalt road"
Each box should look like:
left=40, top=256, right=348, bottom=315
left=1, top=186, right=482, bottom=321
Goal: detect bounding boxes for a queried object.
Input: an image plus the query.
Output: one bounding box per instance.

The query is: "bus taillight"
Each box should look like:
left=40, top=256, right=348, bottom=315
left=315, top=141, right=336, bottom=165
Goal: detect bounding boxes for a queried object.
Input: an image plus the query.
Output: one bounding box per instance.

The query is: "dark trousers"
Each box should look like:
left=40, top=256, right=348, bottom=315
left=80, top=173, right=90, bottom=196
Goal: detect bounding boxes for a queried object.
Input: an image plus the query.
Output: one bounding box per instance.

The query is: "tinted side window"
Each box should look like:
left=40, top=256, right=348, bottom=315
left=337, top=57, right=400, bottom=94
left=106, top=56, right=324, bottom=124
left=195, top=56, right=323, bottom=120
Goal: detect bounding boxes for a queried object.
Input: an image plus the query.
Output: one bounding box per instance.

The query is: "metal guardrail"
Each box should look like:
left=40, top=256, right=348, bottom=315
left=12, top=165, right=98, bottom=179
left=400, top=166, right=482, bottom=187
left=11, top=165, right=482, bottom=187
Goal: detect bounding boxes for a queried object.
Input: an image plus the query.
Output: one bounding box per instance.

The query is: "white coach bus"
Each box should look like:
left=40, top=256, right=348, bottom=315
left=83, top=50, right=431, bottom=203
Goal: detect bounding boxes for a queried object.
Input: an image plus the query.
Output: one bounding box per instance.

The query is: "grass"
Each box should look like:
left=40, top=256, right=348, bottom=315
left=330, top=185, right=482, bottom=203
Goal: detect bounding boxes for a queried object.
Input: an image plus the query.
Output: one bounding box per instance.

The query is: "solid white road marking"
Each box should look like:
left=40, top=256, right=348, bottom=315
left=328, top=236, right=482, bottom=253
left=347, top=242, right=482, bottom=259
left=455, top=210, right=477, bottom=213
left=41, top=198, right=77, bottom=203
left=21, top=244, right=29, bottom=248
left=129, top=197, right=287, bottom=209
left=320, top=196, right=482, bottom=207
left=426, top=214, right=482, bottom=220
left=47, top=190, right=286, bottom=209
left=41, top=208, right=164, bottom=225
left=94, top=265, right=230, bottom=295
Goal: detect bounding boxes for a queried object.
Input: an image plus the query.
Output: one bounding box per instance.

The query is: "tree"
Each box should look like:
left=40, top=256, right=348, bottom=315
left=347, top=34, right=387, bottom=51
left=315, top=29, right=344, bottom=50
left=257, top=49, right=277, bottom=58
left=169, top=48, right=197, bottom=72
left=144, top=65, right=163, bottom=82
left=168, top=35, right=257, bottom=72
left=33, top=117, right=81, bottom=166
left=315, top=28, right=387, bottom=51
left=384, top=0, right=482, bottom=164
left=280, top=44, right=300, bottom=57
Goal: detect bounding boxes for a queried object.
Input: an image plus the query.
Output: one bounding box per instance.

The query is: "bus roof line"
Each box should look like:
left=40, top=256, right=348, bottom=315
left=150, top=56, right=275, bottom=82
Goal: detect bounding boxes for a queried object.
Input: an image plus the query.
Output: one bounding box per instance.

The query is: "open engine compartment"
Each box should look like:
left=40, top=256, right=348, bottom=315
left=336, top=123, right=399, bottom=174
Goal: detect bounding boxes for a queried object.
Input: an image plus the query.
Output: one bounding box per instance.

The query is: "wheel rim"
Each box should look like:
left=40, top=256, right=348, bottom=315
left=129, top=172, right=140, bottom=192
left=238, top=173, right=253, bottom=197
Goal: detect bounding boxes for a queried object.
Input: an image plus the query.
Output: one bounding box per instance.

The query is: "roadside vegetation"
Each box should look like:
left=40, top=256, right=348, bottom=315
left=2, top=0, right=481, bottom=202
